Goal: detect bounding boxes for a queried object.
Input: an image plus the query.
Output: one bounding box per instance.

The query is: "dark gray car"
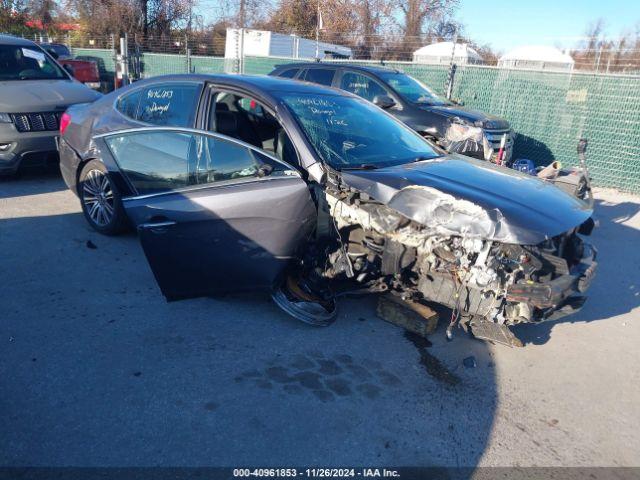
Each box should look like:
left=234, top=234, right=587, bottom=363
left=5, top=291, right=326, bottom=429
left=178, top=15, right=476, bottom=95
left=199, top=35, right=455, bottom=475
left=58, top=74, right=596, bottom=345
left=0, top=35, right=101, bottom=175
left=269, top=63, right=513, bottom=163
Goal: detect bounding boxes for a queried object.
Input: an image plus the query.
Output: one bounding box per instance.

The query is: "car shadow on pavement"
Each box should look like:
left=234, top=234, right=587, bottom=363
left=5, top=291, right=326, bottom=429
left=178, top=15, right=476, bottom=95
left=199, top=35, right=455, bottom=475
left=0, top=193, right=499, bottom=468
left=513, top=199, right=640, bottom=345
left=0, top=165, right=68, bottom=199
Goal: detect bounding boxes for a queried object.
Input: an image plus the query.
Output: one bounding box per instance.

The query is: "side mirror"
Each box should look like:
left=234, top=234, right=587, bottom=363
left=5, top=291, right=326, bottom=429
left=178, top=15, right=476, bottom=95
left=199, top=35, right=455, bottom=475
left=46, top=48, right=59, bottom=59
left=373, top=94, right=396, bottom=109
left=63, top=63, right=75, bottom=77
left=257, top=163, right=274, bottom=178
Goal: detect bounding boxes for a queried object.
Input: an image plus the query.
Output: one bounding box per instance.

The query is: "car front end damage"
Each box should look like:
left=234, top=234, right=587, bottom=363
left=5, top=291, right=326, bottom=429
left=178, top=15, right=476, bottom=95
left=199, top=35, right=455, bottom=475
left=288, top=162, right=597, bottom=346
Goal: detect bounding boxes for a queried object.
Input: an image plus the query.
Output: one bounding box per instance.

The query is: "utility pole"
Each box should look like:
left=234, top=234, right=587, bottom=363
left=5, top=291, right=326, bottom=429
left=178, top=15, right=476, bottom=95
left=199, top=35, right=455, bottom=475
left=315, top=0, right=320, bottom=60
left=239, top=0, right=246, bottom=29
left=238, top=0, right=246, bottom=74
left=141, top=0, right=148, bottom=38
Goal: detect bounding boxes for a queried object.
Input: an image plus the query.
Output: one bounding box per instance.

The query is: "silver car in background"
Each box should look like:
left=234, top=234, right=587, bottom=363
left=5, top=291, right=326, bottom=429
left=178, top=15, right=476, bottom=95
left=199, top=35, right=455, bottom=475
left=0, top=34, right=100, bottom=175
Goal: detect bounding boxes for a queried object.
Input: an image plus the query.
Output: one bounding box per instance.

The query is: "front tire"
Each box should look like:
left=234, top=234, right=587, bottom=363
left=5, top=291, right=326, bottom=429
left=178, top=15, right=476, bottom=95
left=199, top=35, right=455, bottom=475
left=79, top=160, right=127, bottom=235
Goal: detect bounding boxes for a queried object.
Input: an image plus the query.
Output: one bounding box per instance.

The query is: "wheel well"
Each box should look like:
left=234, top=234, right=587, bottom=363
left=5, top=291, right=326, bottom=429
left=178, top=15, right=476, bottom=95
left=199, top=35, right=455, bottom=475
left=75, top=157, right=98, bottom=196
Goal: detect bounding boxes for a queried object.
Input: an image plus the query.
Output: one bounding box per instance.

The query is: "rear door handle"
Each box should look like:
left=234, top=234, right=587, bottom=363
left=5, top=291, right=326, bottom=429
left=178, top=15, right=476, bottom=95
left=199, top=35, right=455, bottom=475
left=138, top=220, right=177, bottom=233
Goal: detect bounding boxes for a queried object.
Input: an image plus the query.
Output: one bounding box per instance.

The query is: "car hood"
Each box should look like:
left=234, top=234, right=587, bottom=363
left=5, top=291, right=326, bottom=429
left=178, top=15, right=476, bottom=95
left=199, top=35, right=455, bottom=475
left=420, top=104, right=510, bottom=130
left=340, top=155, right=592, bottom=245
left=0, top=80, right=101, bottom=112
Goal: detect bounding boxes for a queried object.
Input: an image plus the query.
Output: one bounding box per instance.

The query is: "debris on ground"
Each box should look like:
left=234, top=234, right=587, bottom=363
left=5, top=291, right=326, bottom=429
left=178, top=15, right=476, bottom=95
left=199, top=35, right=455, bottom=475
left=377, top=294, right=439, bottom=337
left=463, top=356, right=477, bottom=369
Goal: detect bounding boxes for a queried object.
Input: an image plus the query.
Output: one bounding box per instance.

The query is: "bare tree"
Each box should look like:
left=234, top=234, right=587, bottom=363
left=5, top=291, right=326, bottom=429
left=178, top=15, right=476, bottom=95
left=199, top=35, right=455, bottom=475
left=395, top=0, right=458, bottom=58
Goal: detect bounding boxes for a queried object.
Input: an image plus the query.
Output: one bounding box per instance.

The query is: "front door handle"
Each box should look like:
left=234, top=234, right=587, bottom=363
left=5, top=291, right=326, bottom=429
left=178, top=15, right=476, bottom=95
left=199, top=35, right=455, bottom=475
left=138, top=220, right=177, bottom=233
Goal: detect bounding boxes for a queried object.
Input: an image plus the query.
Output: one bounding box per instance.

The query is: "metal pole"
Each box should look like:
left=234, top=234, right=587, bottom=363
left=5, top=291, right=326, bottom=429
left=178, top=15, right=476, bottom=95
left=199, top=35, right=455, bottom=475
left=185, top=34, right=191, bottom=73
left=315, top=0, right=320, bottom=60
left=445, top=31, right=458, bottom=100
left=239, top=28, right=245, bottom=74
left=110, top=33, right=116, bottom=89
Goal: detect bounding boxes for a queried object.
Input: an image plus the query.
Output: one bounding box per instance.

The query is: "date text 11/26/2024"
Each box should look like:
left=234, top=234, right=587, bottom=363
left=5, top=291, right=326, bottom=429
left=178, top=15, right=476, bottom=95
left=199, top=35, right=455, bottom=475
left=233, top=469, right=401, bottom=478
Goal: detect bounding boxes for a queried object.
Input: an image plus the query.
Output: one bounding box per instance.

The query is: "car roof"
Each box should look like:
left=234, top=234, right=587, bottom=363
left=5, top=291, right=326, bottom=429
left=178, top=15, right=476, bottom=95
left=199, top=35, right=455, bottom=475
left=0, top=34, right=37, bottom=47
left=127, top=73, right=353, bottom=100
left=274, top=62, right=400, bottom=75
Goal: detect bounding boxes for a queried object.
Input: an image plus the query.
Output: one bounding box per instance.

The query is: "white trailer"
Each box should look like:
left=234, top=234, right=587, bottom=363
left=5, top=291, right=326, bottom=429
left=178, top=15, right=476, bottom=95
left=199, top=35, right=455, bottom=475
left=225, top=28, right=352, bottom=63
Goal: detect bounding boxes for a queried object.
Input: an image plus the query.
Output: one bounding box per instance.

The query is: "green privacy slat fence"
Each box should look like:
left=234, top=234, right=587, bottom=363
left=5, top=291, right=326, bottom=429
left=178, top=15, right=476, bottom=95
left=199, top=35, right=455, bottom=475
left=451, top=65, right=640, bottom=192
left=244, top=55, right=640, bottom=194
left=190, top=55, right=227, bottom=74
left=140, top=52, right=188, bottom=77
left=139, top=53, right=226, bottom=76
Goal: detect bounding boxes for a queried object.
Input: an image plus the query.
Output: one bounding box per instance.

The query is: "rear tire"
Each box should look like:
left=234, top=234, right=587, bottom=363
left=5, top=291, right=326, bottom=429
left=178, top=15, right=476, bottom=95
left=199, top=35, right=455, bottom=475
left=79, top=159, right=128, bottom=235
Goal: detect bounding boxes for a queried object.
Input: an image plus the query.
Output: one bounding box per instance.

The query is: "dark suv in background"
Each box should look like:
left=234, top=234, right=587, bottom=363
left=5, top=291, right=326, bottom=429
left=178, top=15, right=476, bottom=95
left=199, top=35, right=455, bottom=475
left=270, top=63, right=513, bottom=163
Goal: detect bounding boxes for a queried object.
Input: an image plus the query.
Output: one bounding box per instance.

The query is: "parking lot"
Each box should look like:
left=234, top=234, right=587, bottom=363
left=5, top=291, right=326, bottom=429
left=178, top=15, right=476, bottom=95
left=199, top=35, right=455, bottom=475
left=1, top=169, right=639, bottom=467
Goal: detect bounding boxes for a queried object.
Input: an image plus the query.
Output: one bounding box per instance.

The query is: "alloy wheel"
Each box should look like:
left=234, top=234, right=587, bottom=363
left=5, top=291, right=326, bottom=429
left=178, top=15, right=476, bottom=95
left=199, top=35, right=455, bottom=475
left=82, top=169, right=115, bottom=227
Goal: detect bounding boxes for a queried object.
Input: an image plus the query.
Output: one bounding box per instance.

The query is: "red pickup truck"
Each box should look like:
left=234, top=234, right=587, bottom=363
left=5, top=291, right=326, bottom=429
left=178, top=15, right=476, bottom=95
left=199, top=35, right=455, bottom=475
left=40, top=43, right=101, bottom=90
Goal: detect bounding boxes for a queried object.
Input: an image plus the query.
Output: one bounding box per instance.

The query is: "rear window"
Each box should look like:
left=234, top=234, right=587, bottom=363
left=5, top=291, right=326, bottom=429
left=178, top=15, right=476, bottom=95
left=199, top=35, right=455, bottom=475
left=137, top=83, right=201, bottom=127
left=277, top=68, right=299, bottom=78
left=303, top=68, right=336, bottom=86
left=116, top=89, right=142, bottom=118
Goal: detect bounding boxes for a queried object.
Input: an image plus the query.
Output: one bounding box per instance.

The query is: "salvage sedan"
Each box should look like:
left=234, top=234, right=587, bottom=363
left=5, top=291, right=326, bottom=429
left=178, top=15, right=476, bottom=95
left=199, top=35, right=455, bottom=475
left=59, top=74, right=597, bottom=345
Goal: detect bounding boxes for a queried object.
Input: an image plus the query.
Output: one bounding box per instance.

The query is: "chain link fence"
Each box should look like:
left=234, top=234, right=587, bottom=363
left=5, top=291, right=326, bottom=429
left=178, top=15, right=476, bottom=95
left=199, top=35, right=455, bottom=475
left=242, top=55, right=640, bottom=193
left=55, top=34, right=640, bottom=194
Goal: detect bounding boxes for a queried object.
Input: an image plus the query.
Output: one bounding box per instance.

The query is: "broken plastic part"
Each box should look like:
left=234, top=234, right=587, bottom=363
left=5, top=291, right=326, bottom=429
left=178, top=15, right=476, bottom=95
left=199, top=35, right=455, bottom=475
left=444, top=121, right=493, bottom=161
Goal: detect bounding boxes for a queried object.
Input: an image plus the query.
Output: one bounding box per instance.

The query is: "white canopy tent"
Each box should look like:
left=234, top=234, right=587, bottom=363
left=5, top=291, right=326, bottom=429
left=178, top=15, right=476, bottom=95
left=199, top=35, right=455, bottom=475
left=498, top=45, right=574, bottom=72
left=412, top=42, right=483, bottom=65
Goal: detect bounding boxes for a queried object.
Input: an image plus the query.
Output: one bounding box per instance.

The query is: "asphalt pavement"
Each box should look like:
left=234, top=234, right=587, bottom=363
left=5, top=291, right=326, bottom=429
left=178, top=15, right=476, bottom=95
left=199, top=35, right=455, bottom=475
left=1, top=170, right=639, bottom=467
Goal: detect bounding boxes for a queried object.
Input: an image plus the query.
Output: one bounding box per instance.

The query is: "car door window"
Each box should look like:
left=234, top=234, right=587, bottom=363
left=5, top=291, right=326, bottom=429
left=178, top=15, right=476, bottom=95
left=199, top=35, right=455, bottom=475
left=136, top=83, right=202, bottom=127
left=340, top=72, right=387, bottom=102
left=104, top=131, right=260, bottom=195
left=303, top=68, right=336, bottom=86
left=208, top=91, right=299, bottom=167
left=116, top=89, right=143, bottom=119
left=278, top=68, right=299, bottom=78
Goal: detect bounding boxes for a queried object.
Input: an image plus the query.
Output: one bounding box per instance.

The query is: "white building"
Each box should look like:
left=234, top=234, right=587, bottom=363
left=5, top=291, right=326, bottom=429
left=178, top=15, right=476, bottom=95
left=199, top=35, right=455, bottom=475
left=498, top=46, right=574, bottom=72
left=225, top=29, right=352, bottom=62
left=412, top=41, right=483, bottom=65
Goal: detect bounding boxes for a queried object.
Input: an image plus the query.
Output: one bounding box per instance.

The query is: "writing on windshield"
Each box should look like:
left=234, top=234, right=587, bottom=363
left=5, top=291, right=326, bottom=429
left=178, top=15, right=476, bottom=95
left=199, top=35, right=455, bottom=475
left=283, top=93, right=439, bottom=169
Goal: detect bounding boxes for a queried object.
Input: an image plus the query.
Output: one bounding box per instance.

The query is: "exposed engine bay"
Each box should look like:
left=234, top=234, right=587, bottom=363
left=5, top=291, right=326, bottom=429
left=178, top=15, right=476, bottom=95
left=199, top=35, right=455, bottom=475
left=285, top=178, right=597, bottom=345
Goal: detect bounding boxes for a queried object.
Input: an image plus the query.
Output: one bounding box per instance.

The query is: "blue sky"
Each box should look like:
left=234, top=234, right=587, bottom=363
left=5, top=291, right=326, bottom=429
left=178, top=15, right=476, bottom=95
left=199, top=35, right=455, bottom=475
left=456, top=0, right=640, bottom=52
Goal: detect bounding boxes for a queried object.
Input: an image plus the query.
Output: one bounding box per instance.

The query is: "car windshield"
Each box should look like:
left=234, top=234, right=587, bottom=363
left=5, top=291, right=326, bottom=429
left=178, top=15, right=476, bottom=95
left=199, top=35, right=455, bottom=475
left=378, top=72, right=450, bottom=106
left=282, top=93, right=440, bottom=169
left=0, top=44, right=67, bottom=81
left=42, top=44, right=71, bottom=58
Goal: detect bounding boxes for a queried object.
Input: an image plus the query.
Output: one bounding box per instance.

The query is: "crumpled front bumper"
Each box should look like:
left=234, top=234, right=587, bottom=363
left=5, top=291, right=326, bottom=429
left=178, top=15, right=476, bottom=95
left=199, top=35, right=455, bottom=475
left=505, top=242, right=598, bottom=321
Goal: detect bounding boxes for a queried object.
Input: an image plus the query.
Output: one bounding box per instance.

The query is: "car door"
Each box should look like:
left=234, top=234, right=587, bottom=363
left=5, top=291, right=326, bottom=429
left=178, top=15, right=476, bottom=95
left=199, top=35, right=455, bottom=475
left=300, top=67, right=338, bottom=87
left=339, top=70, right=396, bottom=104
left=95, top=127, right=317, bottom=301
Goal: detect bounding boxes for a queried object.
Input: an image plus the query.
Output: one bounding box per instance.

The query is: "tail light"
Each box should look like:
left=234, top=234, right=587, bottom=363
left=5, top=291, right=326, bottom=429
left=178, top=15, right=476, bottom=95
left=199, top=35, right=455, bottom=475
left=60, top=112, right=71, bottom=136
